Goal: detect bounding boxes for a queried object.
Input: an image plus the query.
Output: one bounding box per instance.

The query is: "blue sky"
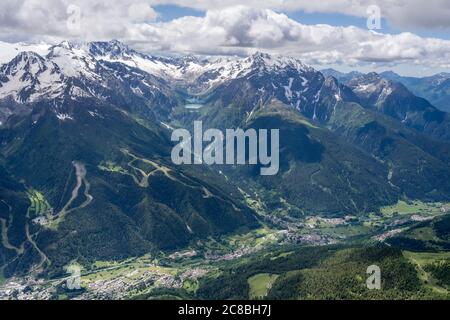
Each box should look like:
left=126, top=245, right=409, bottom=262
left=154, top=4, right=204, bottom=21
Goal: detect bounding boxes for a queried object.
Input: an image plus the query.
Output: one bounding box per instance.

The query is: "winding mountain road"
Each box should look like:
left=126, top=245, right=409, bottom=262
left=0, top=200, right=25, bottom=255
left=122, top=149, right=241, bottom=212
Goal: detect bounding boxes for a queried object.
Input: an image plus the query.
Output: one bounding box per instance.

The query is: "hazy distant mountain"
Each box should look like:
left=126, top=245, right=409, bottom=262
left=321, top=68, right=363, bottom=83
left=322, top=67, right=450, bottom=113
left=380, top=71, right=450, bottom=112
left=346, top=72, right=450, bottom=141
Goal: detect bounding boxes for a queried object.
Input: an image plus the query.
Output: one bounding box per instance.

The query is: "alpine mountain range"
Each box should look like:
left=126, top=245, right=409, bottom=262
left=1, top=40, right=450, bottom=299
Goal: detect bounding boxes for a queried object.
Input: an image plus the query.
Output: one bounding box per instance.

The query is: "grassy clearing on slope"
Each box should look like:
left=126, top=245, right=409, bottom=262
left=82, top=257, right=179, bottom=284
left=248, top=273, right=279, bottom=299
left=0, top=268, right=5, bottom=285
left=183, top=279, right=200, bottom=293
left=98, top=161, right=128, bottom=175
left=403, top=251, right=450, bottom=295
left=227, top=227, right=278, bottom=248
left=403, top=251, right=450, bottom=267
left=407, top=227, right=439, bottom=242
left=270, top=251, right=294, bottom=261
left=26, top=189, right=52, bottom=217
left=381, top=201, right=446, bottom=218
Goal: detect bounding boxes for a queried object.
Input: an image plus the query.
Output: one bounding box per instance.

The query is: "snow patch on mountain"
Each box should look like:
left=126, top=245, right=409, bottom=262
left=284, top=78, right=294, bottom=101
left=348, top=73, right=396, bottom=105
left=56, top=113, right=74, bottom=121
left=0, top=52, right=66, bottom=103
left=47, top=41, right=107, bottom=82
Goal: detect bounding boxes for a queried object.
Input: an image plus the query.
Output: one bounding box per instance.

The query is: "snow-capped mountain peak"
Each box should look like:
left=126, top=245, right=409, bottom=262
left=83, top=40, right=181, bottom=79
left=246, top=51, right=312, bottom=74
left=0, top=40, right=336, bottom=113
left=0, top=51, right=65, bottom=103
left=88, top=40, right=140, bottom=60
left=431, top=72, right=450, bottom=86
left=1, top=51, right=53, bottom=76
left=346, top=71, right=426, bottom=118
left=47, top=41, right=100, bottom=79
left=0, top=40, right=322, bottom=100
left=347, top=72, right=393, bottom=97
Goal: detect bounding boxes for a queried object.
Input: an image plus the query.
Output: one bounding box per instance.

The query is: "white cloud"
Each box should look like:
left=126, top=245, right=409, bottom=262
left=128, top=2, right=158, bottom=23
left=125, top=6, right=450, bottom=70
left=2, top=0, right=450, bottom=41
left=0, top=0, right=159, bottom=41
left=0, top=2, right=449, bottom=72
left=156, top=0, right=450, bottom=30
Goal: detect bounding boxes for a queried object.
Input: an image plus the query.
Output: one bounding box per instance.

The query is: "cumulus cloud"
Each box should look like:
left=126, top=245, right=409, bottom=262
left=153, top=0, right=450, bottom=30
left=0, top=0, right=159, bottom=41
left=0, top=1, right=449, bottom=71
left=127, top=6, right=450, bottom=69
left=2, top=0, right=450, bottom=41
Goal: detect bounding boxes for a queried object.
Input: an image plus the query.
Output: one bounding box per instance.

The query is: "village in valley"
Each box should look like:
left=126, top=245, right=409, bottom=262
left=1, top=198, right=448, bottom=300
